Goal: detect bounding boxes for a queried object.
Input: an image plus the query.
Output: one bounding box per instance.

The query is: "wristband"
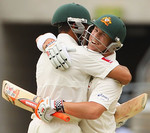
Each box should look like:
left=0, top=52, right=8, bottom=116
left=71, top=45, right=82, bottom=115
left=45, top=40, right=56, bottom=49
left=37, top=33, right=56, bottom=52
left=55, top=100, right=65, bottom=113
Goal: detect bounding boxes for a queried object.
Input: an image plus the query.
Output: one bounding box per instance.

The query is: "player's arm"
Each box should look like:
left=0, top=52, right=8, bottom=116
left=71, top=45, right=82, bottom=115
left=36, top=33, right=132, bottom=85
left=35, top=79, right=121, bottom=122
left=35, top=97, right=106, bottom=122
left=107, top=65, right=132, bottom=85
left=36, top=33, right=74, bottom=70
left=63, top=101, right=106, bottom=119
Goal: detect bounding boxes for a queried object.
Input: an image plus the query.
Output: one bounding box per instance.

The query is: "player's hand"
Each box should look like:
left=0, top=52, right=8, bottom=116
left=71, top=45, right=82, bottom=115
left=35, top=97, right=55, bottom=123
left=116, top=119, right=127, bottom=128
left=36, top=32, right=76, bottom=71
left=35, top=97, right=65, bottom=123
left=45, top=41, right=76, bottom=71
left=116, top=102, right=127, bottom=128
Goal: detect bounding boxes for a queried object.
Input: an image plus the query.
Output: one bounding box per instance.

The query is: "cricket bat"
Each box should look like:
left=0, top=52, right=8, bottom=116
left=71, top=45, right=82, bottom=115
left=115, top=93, right=148, bottom=125
left=2, top=80, right=70, bottom=122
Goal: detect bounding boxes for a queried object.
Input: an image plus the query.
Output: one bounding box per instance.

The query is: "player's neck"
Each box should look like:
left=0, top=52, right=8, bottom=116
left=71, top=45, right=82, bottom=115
left=103, top=51, right=114, bottom=57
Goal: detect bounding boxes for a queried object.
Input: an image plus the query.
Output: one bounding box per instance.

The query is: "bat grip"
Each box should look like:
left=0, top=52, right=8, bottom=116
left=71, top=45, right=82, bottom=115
left=52, top=112, right=70, bottom=122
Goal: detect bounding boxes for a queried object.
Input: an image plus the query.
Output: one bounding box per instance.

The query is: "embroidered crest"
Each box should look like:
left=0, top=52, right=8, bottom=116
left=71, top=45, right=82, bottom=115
left=101, top=17, right=112, bottom=26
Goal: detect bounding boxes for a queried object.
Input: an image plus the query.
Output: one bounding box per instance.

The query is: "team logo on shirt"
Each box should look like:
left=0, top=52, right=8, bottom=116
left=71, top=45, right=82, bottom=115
left=97, top=93, right=109, bottom=101
left=102, top=57, right=113, bottom=63
left=101, top=17, right=112, bottom=26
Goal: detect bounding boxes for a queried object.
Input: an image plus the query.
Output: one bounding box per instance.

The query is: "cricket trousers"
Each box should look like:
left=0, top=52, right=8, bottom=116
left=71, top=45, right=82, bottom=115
left=28, top=113, right=82, bottom=133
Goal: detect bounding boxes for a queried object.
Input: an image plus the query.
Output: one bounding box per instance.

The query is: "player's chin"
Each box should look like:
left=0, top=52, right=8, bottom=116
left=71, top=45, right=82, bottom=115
left=88, top=45, right=95, bottom=50
left=88, top=47, right=98, bottom=52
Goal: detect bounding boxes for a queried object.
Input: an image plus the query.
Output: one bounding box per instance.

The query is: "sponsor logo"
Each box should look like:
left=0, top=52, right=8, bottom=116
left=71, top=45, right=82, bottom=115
left=97, top=93, right=109, bottom=101
left=19, top=98, right=37, bottom=109
left=4, top=83, right=20, bottom=104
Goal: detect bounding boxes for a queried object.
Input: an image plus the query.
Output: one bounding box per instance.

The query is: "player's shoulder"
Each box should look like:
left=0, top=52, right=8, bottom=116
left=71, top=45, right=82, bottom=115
left=92, top=77, right=122, bottom=86
left=75, top=46, right=103, bottom=58
left=73, top=47, right=116, bottom=68
left=37, top=52, right=50, bottom=65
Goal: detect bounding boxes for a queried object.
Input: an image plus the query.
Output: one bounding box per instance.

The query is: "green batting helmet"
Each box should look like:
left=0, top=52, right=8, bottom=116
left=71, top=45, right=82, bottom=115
left=51, top=3, right=91, bottom=25
left=92, top=14, right=126, bottom=43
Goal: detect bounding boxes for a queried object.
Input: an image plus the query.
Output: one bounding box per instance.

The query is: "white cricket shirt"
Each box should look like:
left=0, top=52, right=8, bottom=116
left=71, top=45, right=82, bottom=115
left=36, top=34, right=119, bottom=103
left=29, top=33, right=119, bottom=133
left=80, top=53, right=123, bottom=133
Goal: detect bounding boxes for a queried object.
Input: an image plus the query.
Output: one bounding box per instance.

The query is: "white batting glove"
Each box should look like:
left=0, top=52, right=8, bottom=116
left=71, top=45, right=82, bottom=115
left=35, top=97, right=65, bottom=123
left=36, top=33, right=76, bottom=70
left=45, top=41, right=76, bottom=71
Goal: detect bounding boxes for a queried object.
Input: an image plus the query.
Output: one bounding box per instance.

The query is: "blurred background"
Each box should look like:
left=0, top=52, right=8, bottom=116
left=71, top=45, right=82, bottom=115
left=0, top=0, right=150, bottom=133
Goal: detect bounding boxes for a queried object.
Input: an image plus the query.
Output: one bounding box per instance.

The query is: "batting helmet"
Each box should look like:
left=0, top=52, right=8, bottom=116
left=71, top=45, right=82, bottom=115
left=92, top=14, right=126, bottom=43
left=51, top=3, right=91, bottom=25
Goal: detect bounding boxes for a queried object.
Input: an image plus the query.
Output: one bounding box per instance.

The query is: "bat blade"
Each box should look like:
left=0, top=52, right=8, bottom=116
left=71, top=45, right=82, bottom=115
left=2, top=80, right=70, bottom=122
left=115, top=93, right=148, bottom=124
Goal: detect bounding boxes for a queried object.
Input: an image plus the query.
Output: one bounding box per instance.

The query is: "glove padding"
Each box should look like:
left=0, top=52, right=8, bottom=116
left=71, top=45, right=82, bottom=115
left=45, top=41, right=76, bottom=71
left=35, top=97, right=55, bottom=123
left=35, top=97, right=65, bottom=123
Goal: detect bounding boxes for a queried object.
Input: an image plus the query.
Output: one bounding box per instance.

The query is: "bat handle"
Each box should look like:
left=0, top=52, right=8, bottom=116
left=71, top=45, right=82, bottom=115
left=52, top=112, right=70, bottom=122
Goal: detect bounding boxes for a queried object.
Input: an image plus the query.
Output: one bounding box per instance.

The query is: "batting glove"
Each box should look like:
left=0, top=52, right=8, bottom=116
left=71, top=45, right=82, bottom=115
left=36, top=33, right=76, bottom=71
left=35, top=97, right=65, bottom=123
left=45, top=41, right=76, bottom=71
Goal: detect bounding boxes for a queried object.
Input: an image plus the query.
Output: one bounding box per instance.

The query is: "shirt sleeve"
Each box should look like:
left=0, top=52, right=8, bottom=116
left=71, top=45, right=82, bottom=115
left=88, top=78, right=123, bottom=110
left=78, top=50, right=119, bottom=79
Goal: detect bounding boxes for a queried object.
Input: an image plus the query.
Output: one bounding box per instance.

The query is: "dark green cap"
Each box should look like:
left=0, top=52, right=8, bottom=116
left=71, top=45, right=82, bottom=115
left=93, top=14, right=126, bottom=43
left=52, top=3, right=91, bottom=25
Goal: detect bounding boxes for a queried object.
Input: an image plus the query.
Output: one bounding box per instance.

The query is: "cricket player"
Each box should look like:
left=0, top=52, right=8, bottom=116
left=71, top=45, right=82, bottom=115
left=28, top=3, right=131, bottom=133
left=78, top=15, right=127, bottom=133
left=35, top=14, right=130, bottom=133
